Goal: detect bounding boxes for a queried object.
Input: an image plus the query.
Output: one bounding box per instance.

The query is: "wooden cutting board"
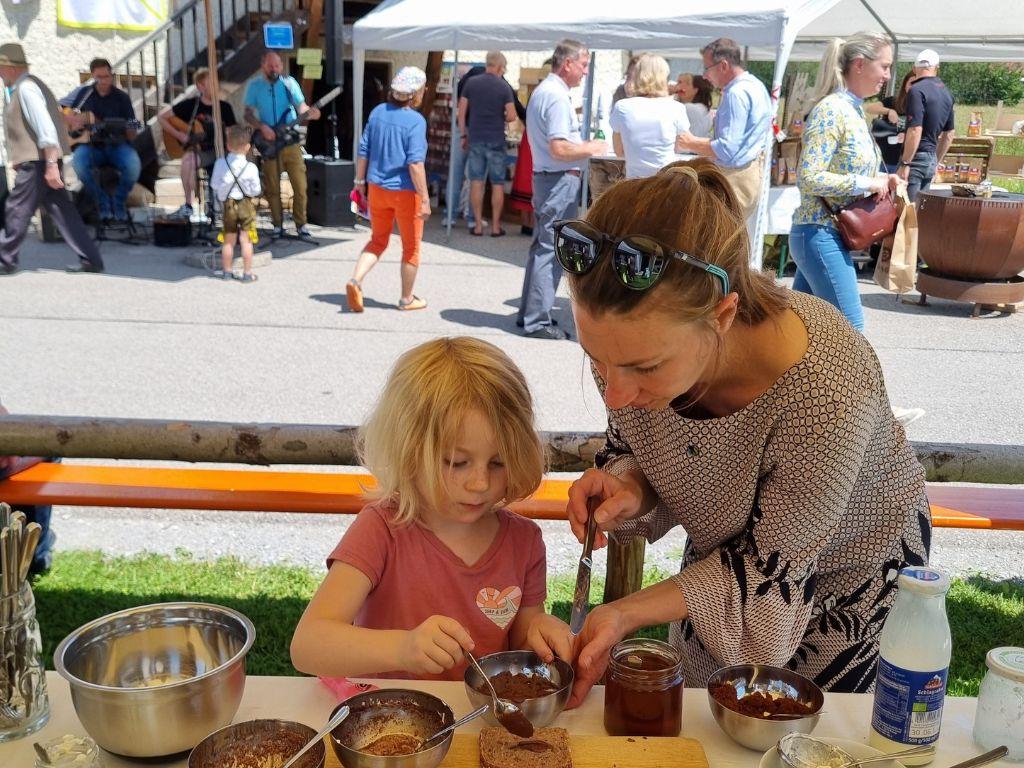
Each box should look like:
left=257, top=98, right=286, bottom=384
left=323, top=732, right=710, bottom=767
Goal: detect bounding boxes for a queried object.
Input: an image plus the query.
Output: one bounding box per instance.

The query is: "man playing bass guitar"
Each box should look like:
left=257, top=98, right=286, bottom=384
left=243, top=51, right=320, bottom=241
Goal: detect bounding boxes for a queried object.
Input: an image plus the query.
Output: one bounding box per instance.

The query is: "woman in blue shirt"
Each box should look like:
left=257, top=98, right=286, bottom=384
left=791, top=32, right=903, bottom=332
left=347, top=67, right=431, bottom=313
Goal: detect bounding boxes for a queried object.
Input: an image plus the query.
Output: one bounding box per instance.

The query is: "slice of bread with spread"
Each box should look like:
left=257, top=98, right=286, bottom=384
left=479, top=726, right=572, bottom=768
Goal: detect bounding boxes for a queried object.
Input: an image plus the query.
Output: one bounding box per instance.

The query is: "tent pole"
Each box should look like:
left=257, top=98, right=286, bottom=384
left=445, top=50, right=460, bottom=242
left=353, top=49, right=365, bottom=161
left=752, top=25, right=796, bottom=270
left=888, top=40, right=899, bottom=97
left=580, top=50, right=596, bottom=212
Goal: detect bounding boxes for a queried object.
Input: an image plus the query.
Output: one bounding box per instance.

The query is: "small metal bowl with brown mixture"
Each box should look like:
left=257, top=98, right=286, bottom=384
left=463, top=650, right=573, bottom=731
left=707, top=664, right=824, bottom=751
left=188, top=719, right=325, bottom=768
left=328, top=689, right=456, bottom=768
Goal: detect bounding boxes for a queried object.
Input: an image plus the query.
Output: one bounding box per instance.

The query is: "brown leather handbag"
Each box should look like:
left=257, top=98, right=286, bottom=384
left=819, top=193, right=900, bottom=251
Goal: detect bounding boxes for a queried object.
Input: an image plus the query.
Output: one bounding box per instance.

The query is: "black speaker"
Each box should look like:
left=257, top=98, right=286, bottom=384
left=306, top=157, right=355, bottom=227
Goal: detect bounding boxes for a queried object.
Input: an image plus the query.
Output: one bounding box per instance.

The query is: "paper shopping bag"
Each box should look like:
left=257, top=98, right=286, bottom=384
left=873, top=190, right=918, bottom=293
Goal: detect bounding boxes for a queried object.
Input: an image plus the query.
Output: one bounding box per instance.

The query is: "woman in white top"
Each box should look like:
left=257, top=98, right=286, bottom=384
left=609, top=54, right=690, bottom=179
left=675, top=73, right=714, bottom=139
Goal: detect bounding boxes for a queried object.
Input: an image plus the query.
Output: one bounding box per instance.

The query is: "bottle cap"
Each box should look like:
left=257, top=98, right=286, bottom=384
left=986, top=647, right=1024, bottom=683
left=897, top=567, right=950, bottom=595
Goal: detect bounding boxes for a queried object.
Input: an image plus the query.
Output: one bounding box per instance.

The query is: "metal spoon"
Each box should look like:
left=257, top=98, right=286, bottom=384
left=279, top=705, right=350, bottom=768
left=419, top=704, right=489, bottom=751
left=466, top=651, right=535, bottom=738
left=779, top=733, right=935, bottom=768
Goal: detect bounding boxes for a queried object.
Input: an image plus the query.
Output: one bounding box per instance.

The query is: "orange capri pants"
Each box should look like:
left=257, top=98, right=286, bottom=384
left=365, top=183, right=423, bottom=266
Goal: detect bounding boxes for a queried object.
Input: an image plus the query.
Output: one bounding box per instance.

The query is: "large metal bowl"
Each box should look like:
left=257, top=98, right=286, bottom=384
left=707, top=664, right=824, bottom=751
left=189, top=719, right=325, bottom=768
left=53, top=601, right=255, bottom=757
left=329, top=689, right=455, bottom=768
left=463, top=650, right=573, bottom=730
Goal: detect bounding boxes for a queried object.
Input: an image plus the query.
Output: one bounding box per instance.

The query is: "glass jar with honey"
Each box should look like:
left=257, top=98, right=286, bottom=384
left=603, top=638, right=684, bottom=737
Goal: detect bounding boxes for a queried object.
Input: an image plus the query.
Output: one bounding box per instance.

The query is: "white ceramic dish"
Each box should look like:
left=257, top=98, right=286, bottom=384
left=760, top=737, right=908, bottom=768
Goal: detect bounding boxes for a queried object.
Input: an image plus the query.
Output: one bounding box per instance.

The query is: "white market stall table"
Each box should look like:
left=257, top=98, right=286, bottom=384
left=0, top=673, right=1007, bottom=768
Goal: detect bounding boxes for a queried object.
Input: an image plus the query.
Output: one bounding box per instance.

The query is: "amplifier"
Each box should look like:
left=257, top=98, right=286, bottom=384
left=306, top=158, right=355, bottom=227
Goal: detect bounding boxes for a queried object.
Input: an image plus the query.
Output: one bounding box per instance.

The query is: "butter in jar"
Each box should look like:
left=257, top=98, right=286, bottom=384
left=35, top=734, right=102, bottom=768
left=603, top=638, right=684, bottom=737
left=973, top=647, right=1024, bottom=761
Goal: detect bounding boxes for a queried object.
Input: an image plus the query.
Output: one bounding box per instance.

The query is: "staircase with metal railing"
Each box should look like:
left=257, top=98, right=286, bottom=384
left=99, top=0, right=299, bottom=187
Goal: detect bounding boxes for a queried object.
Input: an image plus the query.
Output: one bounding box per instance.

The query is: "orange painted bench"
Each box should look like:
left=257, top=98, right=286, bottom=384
left=0, top=463, right=1021, bottom=530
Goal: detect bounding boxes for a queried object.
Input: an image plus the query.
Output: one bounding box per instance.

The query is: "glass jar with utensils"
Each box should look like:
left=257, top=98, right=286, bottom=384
left=0, top=503, right=50, bottom=741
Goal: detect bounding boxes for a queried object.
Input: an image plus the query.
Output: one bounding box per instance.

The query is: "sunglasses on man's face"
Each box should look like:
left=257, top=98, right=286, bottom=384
left=553, top=219, right=730, bottom=295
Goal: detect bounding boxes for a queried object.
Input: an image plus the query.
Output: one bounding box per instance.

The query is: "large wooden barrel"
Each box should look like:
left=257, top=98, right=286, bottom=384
left=917, top=190, right=1024, bottom=280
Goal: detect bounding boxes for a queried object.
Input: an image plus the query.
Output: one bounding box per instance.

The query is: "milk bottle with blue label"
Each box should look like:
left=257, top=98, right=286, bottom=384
left=869, top=567, right=951, bottom=765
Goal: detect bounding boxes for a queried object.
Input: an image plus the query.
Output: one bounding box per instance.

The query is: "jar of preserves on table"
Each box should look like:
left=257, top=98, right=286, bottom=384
left=973, top=646, right=1024, bottom=761
left=603, top=638, right=684, bottom=737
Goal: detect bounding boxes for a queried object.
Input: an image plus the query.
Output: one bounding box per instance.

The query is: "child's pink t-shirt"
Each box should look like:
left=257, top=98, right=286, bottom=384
left=327, top=500, right=547, bottom=681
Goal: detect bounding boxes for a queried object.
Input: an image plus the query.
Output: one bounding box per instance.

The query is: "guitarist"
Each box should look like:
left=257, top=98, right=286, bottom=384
left=61, top=58, right=141, bottom=222
left=158, top=67, right=237, bottom=219
left=244, top=51, right=320, bottom=241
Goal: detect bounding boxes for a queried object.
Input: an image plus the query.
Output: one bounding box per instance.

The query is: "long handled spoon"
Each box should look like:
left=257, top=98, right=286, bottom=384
left=420, top=704, right=489, bottom=751
left=279, top=705, right=350, bottom=768
left=466, top=651, right=534, bottom=738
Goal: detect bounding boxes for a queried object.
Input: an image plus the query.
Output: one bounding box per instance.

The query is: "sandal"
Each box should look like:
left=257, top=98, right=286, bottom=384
left=240, top=272, right=258, bottom=283
left=398, top=295, right=427, bottom=311
left=214, top=269, right=232, bottom=280
left=491, top=229, right=506, bottom=237
left=346, top=279, right=364, bottom=313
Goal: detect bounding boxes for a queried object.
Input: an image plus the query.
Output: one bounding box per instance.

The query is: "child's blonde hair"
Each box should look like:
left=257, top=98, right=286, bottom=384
left=358, top=337, right=545, bottom=525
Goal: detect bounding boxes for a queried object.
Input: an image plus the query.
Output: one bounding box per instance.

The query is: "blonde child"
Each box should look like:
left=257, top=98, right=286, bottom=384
left=291, top=337, right=572, bottom=680
left=210, top=125, right=261, bottom=282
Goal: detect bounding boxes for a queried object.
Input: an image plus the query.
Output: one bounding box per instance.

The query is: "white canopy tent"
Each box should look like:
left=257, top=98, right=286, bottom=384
left=351, top=0, right=1024, bottom=264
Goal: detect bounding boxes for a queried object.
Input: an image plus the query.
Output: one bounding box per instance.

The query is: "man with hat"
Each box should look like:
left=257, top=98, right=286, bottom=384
left=0, top=43, right=103, bottom=274
left=898, top=49, right=955, bottom=201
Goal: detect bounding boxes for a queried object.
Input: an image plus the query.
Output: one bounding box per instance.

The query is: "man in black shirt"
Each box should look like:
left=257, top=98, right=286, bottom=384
left=898, top=49, right=955, bottom=201
left=158, top=67, right=237, bottom=219
left=63, top=57, right=141, bottom=221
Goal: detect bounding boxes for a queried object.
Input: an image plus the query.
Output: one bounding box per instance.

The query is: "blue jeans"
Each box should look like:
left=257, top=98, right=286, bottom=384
left=790, top=223, right=864, bottom=332
left=444, top=126, right=474, bottom=226
left=906, top=151, right=938, bottom=202
left=72, top=142, right=141, bottom=215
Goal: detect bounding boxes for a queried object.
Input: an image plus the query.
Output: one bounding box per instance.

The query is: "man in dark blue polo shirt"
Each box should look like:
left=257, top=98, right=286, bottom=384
left=458, top=51, right=517, bottom=236
left=898, top=49, right=955, bottom=201
left=63, top=57, right=141, bottom=221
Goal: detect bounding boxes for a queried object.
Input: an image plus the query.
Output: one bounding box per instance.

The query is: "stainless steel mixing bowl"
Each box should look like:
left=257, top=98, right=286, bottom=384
left=463, top=650, right=573, bottom=730
left=707, top=663, right=824, bottom=751
left=189, top=719, right=325, bottom=768
left=329, top=689, right=455, bottom=768
left=53, top=601, right=255, bottom=757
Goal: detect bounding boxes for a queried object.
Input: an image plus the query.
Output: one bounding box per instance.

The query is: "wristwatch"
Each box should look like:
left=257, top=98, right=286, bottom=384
left=46, top=159, right=59, bottom=166
left=899, top=161, right=912, bottom=167
left=353, top=178, right=366, bottom=185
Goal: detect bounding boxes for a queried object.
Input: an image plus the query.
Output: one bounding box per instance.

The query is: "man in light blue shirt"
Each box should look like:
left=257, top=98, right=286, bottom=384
left=677, top=38, right=772, bottom=223
left=244, top=51, right=320, bottom=241
left=518, top=39, right=607, bottom=340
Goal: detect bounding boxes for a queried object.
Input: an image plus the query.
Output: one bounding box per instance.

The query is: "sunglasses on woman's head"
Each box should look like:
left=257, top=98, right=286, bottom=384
left=553, top=219, right=730, bottom=296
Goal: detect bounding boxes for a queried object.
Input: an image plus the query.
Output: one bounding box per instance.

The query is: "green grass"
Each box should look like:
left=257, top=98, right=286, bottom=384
left=32, top=552, right=1024, bottom=695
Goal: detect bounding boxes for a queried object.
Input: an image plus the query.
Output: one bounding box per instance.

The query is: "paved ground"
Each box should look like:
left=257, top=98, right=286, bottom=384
left=1, top=215, right=1021, bottom=578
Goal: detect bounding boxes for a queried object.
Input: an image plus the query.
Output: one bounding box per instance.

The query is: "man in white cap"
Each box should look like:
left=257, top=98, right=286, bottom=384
left=0, top=42, right=104, bottom=274
left=898, top=49, right=955, bottom=201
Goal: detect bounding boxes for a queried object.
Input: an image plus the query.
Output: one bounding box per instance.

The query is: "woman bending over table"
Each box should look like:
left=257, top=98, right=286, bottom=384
left=555, top=158, right=930, bottom=706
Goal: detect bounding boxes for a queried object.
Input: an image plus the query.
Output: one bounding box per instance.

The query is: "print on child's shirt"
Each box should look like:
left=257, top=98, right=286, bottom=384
left=476, top=586, right=522, bottom=629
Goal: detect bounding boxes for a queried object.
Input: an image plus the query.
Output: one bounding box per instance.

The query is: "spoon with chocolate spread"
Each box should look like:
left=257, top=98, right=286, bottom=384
left=466, top=651, right=535, bottom=738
